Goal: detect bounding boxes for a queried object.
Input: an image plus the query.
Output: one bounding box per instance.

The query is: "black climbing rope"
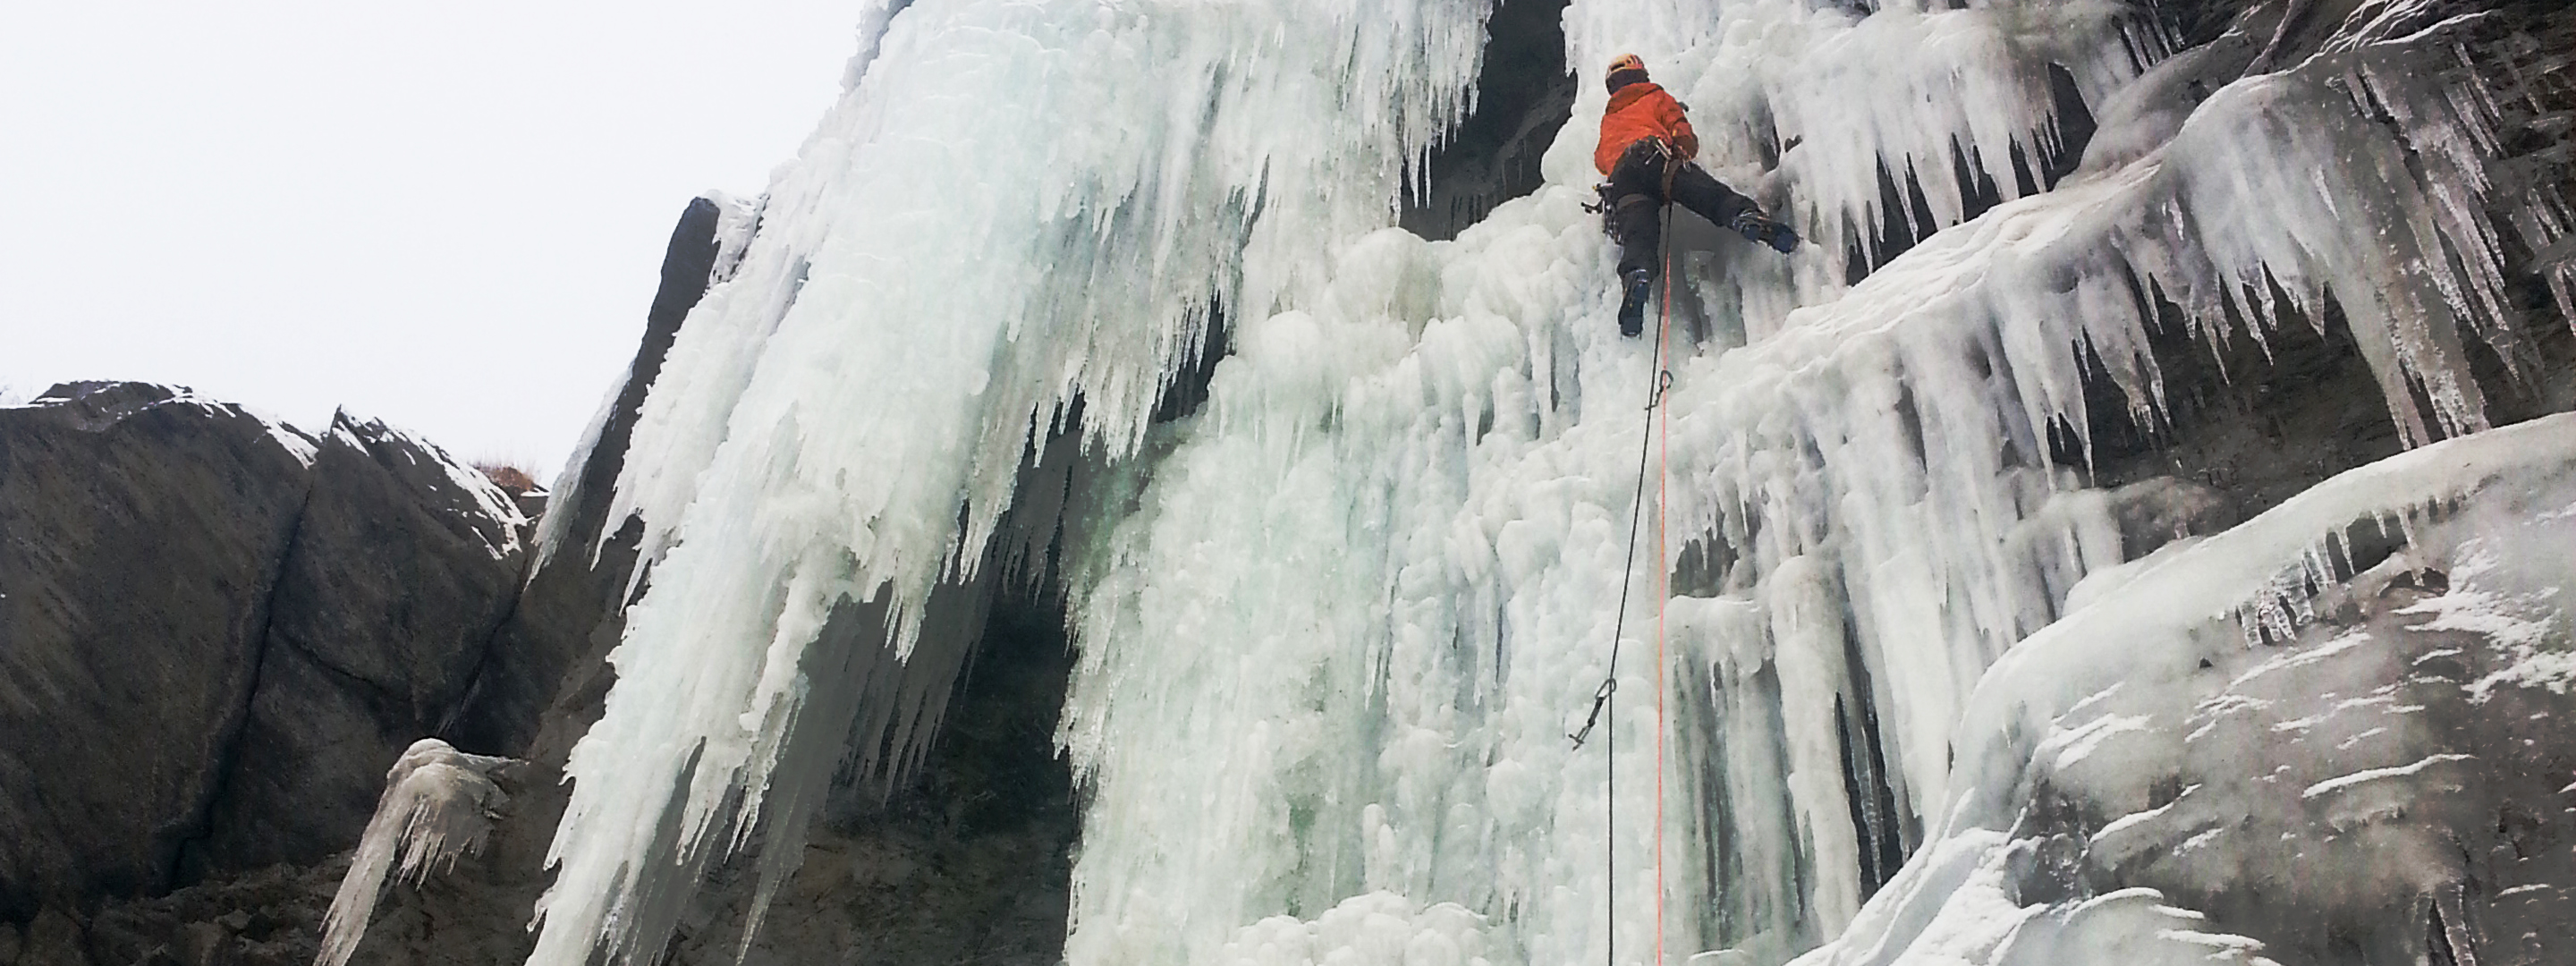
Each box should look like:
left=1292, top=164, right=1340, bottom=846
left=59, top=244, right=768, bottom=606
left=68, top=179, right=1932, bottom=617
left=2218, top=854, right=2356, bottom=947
left=1568, top=191, right=1678, bottom=966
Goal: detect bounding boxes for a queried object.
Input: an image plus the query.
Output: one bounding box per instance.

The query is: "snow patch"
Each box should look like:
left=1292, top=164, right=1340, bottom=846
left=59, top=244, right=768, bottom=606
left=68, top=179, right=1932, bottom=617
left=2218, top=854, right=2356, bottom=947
left=2300, top=753, right=2477, bottom=799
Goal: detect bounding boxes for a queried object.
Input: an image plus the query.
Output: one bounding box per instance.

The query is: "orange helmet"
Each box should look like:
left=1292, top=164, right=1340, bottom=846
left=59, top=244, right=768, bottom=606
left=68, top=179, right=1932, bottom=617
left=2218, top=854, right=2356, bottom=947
left=1604, top=54, right=1648, bottom=93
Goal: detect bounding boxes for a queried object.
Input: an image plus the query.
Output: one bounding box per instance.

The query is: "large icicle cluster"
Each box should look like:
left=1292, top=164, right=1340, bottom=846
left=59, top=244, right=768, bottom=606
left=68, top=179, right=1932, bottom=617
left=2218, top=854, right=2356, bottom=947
left=1561, top=0, right=2170, bottom=302
left=1645, top=15, right=2574, bottom=953
left=532, top=0, right=2573, bottom=963
left=531, top=1, right=1493, bottom=962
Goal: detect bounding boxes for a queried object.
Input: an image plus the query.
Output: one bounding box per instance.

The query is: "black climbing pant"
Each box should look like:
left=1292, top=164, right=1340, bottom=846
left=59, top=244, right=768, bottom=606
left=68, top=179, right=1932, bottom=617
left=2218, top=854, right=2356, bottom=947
left=1604, top=140, right=1760, bottom=281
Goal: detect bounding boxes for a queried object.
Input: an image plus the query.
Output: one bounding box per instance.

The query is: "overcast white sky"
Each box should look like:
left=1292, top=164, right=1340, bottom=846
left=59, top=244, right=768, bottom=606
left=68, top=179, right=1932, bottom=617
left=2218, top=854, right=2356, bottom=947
left=0, top=3, right=860, bottom=469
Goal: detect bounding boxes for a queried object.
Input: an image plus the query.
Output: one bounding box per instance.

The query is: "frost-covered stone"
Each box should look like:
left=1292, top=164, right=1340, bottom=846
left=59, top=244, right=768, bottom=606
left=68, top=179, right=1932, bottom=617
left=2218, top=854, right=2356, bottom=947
left=1801, top=412, right=2576, bottom=965
left=318, top=740, right=519, bottom=966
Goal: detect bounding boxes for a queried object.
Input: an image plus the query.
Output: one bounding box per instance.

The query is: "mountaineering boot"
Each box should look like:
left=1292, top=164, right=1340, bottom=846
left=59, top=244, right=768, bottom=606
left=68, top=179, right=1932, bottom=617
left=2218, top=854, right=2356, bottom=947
left=1617, top=268, right=1652, bottom=337
left=1732, top=210, right=1801, bottom=254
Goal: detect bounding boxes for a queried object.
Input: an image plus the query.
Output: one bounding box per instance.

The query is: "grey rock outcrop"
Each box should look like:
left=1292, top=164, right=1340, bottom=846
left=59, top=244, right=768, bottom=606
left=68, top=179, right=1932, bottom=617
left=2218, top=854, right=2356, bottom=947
left=191, top=416, right=530, bottom=877
left=0, top=383, right=315, bottom=920
left=442, top=193, right=729, bottom=759
left=0, top=383, right=533, bottom=923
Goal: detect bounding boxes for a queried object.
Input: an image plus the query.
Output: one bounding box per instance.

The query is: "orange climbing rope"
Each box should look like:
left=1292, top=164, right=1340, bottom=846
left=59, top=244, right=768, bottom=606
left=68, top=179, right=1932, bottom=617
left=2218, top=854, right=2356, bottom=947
left=1653, top=191, right=1674, bottom=966
left=1568, top=196, right=1677, bottom=966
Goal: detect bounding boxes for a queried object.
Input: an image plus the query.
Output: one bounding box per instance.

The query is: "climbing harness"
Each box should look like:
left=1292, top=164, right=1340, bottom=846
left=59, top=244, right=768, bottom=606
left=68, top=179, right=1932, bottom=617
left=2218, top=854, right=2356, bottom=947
left=1567, top=193, right=1677, bottom=966
left=1584, top=138, right=1682, bottom=222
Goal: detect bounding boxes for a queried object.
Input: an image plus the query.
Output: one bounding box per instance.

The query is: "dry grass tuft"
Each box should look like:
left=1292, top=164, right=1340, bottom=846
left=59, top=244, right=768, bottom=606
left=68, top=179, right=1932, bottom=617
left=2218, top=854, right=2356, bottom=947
left=473, top=462, right=540, bottom=495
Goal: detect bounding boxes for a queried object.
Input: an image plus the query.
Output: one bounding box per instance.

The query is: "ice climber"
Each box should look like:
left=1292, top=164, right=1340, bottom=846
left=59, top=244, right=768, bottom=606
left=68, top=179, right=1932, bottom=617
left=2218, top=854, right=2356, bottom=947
left=1596, top=54, right=1800, bottom=337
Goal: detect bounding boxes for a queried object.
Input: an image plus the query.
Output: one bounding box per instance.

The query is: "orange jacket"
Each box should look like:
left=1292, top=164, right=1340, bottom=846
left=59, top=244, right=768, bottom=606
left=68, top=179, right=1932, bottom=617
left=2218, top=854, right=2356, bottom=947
left=1595, top=81, right=1699, bottom=175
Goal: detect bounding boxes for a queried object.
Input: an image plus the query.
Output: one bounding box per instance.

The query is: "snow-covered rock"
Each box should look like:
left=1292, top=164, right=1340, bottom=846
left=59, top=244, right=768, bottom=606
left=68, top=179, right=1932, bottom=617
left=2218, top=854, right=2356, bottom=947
left=1801, top=412, right=2576, bottom=965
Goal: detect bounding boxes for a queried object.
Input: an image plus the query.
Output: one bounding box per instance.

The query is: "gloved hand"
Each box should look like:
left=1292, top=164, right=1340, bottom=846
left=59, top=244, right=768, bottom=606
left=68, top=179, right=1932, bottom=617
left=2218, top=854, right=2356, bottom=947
left=1731, top=210, right=1801, bottom=254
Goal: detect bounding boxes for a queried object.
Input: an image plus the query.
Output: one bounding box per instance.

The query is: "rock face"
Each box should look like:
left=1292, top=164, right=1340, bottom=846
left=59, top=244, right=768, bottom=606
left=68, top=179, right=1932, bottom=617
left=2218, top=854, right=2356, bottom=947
left=0, top=383, right=530, bottom=924
left=191, top=416, right=530, bottom=877
left=443, top=193, right=729, bottom=759
left=0, top=196, right=769, bottom=963
left=55, top=593, right=1080, bottom=966
left=0, top=383, right=314, bottom=919
left=671, top=595, right=1077, bottom=966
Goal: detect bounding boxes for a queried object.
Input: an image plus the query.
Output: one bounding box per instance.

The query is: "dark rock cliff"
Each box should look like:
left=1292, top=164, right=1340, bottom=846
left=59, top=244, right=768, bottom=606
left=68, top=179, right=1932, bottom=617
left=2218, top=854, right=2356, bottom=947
left=0, top=381, right=536, bottom=937
left=189, top=415, right=531, bottom=878
left=441, top=194, right=730, bottom=762
left=0, top=384, right=316, bottom=920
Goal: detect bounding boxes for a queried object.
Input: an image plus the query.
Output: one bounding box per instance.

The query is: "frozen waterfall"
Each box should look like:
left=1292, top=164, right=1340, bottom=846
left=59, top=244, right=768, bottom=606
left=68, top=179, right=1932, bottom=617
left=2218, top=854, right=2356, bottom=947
left=519, top=0, right=2575, bottom=964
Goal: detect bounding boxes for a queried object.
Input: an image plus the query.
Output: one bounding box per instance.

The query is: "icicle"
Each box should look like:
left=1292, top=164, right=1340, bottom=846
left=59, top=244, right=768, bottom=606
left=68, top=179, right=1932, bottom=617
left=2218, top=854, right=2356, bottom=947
left=317, top=741, right=516, bottom=966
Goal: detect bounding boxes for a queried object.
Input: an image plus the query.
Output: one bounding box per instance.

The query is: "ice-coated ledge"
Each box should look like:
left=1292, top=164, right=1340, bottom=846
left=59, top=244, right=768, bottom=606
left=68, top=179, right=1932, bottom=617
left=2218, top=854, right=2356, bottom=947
left=1801, top=412, right=2576, bottom=965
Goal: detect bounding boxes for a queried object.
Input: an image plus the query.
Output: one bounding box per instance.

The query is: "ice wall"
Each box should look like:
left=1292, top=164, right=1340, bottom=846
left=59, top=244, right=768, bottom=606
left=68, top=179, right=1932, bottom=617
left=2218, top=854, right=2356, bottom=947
left=1056, top=2, right=2571, bottom=964
left=534, top=0, right=2574, bottom=963
left=531, top=1, right=1495, bottom=962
